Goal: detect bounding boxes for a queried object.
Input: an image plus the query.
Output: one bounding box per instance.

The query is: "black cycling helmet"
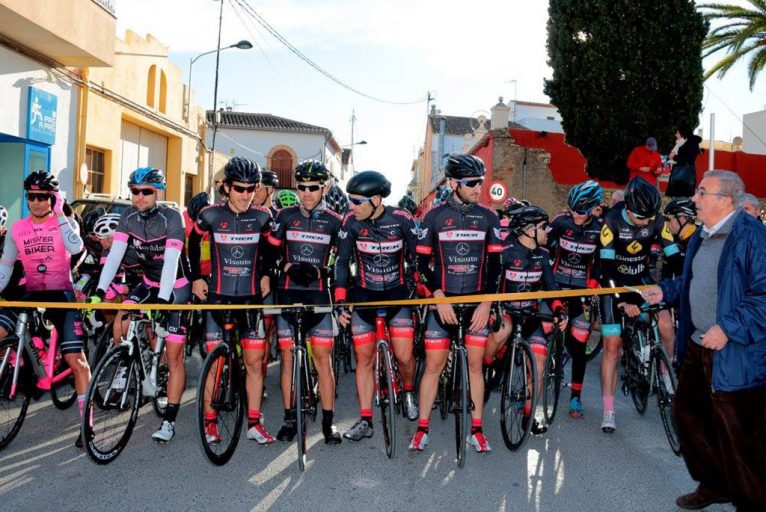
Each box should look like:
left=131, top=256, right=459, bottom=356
left=81, top=207, right=108, bottom=236
left=568, top=180, right=604, bottom=214
left=24, top=170, right=59, bottom=192
left=624, top=176, right=661, bottom=219
left=127, top=167, right=165, bottom=190
left=346, top=170, right=391, bottom=198
left=186, top=192, right=210, bottom=223
left=398, top=195, right=418, bottom=215
left=224, top=156, right=260, bottom=184
left=664, top=196, right=696, bottom=219
left=260, top=170, right=278, bottom=188
left=325, top=185, right=349, bottom=216
left=444, top=154, right=486, bottom=179
left=294, top=160, right=330, bottom=183
left=509, top=205, right=549, bottom=233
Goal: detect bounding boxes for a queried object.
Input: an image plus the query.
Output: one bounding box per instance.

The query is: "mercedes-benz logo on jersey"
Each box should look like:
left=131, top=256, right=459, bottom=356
left=517, top=283, right=533, bottom=292
left=456, top=242, right=470, bottom=256
left=300, top=244, right=314, bottom=257
left=231, top=246, right=245, bottom=259
left=567, top=253, right=582, bottom=264
left=373, top=254, right=391, bottom=267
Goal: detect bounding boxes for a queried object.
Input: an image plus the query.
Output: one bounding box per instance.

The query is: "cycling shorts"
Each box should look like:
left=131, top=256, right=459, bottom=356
left=276, top=289, right=333, bottom=349
left=600, top=293, right=644, bottom=337
left=124, top=278, right=191, bottom=344
left=24, top=291, right=83, bottom=355
left=350, top=307, right=414, bottom=347
left=423, top=304, right=489, bottom=351
left=501, top=311, right=547, bottom=356
left=204, top=294, right=265, bottom=351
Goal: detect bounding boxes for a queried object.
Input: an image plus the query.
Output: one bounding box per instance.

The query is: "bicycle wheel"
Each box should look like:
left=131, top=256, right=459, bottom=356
left=542, top=336, right=564, bottom=425
left=295, top=351, right=308, bottom=472
left=152, top=362, right=169, bottom=418
left=628, top=342, right=650, bottom=415
left=0, top=338, right=30, bottom=451
left=87, top=323, right=112, bottom=369
left=196, top=344, right=243, bottom=466
left=438, top=369, right=449, bottom=421
left=378, top=345, right=396, bottom=459
left=83, top=346, right=141, bottom=464
left=453, top=348, right=469, bottom=468
left=500, top=341, right=537, bottom=451
left=51, top=374, right=77, bottom=410
left=585, top=332, right=602, bottom=361
left=653, top=348, right=680, bottom=456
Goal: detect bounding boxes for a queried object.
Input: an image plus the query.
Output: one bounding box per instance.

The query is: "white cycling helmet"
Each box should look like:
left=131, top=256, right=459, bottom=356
left=93, top=213, right=120, bottom=239
left=0, top=205, right=7, bottom=230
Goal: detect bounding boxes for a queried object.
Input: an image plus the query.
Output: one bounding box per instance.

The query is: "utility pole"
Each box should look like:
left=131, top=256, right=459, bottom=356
left=350, top=109, right=356, bottom=147
left=207, top=0, right=224, bottom=196
left=427, top=91, right=435, bottom=116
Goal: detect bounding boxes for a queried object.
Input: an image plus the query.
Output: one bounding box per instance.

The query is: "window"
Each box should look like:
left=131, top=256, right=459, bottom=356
left=85, top=147, right=106, bottom=193
left=159, top=70, right=167, bottom=114
left=147, top=65, right=156, bottom=108
left=270, top=149, right=294, bottom=188
left=184, top=174, right=195, bottom=206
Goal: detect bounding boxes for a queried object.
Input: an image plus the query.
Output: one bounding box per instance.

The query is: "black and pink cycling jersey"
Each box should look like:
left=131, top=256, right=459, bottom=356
left=334, top=207, right=418, bottom=301
left=189, top=202, right=272, bottom=297
left=416, top=201, right=503, bottom=296
left=547, top=210, right=602, bottom=288
left=267, top=204, right=342, bottom=292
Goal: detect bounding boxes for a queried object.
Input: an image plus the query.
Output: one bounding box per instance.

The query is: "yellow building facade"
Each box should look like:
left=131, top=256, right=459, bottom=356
left=76, top=30, right=209, bottom=204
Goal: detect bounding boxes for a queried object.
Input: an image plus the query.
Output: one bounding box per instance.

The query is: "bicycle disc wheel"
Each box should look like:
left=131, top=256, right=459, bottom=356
left=542, top=337, right=563, bottom=425
left=501, top=341, right=537, bottom=451
left=83, top=346, right=141, bottom=464
left=453, top=348, right=469, bottom=468
left=378, top=345, right=396, bottom=459
left=295, top=351, right=307, bottom=472
left=196, top=345, right=243, bottom=466
left=653, top=348, right=680, bottom=456
left=0, top=338, right=30, bottom=451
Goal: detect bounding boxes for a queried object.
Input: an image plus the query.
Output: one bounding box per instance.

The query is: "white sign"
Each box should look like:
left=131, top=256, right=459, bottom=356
left=488, top=181, right=508, bottom=204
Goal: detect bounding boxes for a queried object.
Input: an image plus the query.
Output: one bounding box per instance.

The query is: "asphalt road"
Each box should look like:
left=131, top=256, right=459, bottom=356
left=0, top=349, right=735, bottom=512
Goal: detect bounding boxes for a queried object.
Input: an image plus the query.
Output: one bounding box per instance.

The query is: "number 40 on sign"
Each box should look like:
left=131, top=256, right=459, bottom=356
left=488, top=181, right=508, bottom=204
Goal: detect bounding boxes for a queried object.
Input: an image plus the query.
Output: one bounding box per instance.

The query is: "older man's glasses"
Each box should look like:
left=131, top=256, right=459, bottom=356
left=694, top=188, right=727, bottom=199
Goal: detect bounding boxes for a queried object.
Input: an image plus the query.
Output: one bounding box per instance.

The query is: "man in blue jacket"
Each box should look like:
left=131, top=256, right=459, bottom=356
left=644, top=170, right=766, bottom=511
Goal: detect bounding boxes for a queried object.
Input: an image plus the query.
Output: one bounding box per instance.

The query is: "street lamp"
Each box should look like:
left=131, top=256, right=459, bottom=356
left=184, top=40, right=252, bottom=121
left=343, top=140, right=367, bottom=147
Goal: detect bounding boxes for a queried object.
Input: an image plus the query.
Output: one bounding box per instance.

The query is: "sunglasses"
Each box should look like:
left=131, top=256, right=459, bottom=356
left=627, top=210, right=654, bottom=221
left=297, top=184, right=322, bottom=193
left=26, top=192, right=50, bottom=202
left=349, top=196, right=372, bottom=206
left=230, top=184, right=257, bottom=194
left=130, top=188, right=156, bottom=196
left=457, top=178, right=484, bottom=188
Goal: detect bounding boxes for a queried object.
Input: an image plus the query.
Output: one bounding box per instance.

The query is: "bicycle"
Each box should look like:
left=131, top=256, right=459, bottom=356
left=280, top=304, right=328, bottom=471
left=0, top=307, right=80, bottom=450
left=81, top=311, right=169, bottom=464
left=584, top=296, right=603, bottom=362
left=619, top=300, right=680, bottom=455
left=195, top=308, right=261, bottom=466
left=540, top=311, right=566, bottom=426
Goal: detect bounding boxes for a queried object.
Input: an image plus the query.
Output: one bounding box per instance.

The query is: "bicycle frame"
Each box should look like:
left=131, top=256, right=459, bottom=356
left=373, top=310, right=400, bottom=408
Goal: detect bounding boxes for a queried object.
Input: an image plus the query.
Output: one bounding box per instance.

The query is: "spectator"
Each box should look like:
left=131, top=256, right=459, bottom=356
left=644, top=169, right=766, bottom=511
left=740, top=193, right=761, bottom=218
left=609, top=190, right=624, bottom=208
left=667, top=125, right=701, bottom=198
left=626, top=137, right=663, bottom=185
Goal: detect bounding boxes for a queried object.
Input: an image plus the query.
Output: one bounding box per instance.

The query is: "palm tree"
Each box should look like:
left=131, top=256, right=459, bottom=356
left=700, top=0, right=766, bottom=89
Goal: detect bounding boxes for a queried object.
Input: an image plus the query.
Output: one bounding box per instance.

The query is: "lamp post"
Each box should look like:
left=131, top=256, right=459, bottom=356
left=185, top=39, right=251, bottom=121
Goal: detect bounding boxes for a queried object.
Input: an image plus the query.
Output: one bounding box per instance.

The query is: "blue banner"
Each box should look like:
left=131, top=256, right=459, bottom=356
left=26, top=87, right=57, bottom=145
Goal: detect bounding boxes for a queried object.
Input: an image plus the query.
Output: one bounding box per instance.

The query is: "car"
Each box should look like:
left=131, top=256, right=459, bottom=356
left=70, top=193, right=180, bottom=218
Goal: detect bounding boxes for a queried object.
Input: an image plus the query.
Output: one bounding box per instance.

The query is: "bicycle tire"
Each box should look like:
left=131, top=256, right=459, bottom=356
left=196, top=344, right=243, bottom=466
left=83, top=346, right=141, bottom=464
left=629, top=339, right=650, bottom=415
left=438, top=369, right=449, bottom=421
left=0, top=337, right=30, bottom=451
left=542, top=334, right=564, bottom=425
left=653, top=348, right=680, bottom=456
left=378, top=345, right=396, bottom=459
left=152, top=362, right=169, bottom=418
left=87, top=323, right=112, bottom=369
left=453, top=348, right=469, bottom=468
left=500, top=341, right=537, bottom=451
left=51, top=373, right=77, bottom=410
left=295, top=350, right=307, bottom=472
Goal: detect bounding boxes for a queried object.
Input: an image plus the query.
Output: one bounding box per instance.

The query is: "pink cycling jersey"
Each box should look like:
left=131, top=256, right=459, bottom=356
left=6, top=216, right=78, bottom=291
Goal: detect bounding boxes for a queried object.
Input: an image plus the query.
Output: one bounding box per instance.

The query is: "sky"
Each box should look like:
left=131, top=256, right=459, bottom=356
left=115, top=0, right=766, bottom=200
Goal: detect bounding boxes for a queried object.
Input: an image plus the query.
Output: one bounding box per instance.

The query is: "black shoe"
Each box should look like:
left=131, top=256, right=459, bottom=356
left=531, top=419, right=548, bottom=435
left=323, top=423, right=342, bottom=445
left=75, top=433, right=84, bottom=450
left=276, top=421, right=297, bottom=442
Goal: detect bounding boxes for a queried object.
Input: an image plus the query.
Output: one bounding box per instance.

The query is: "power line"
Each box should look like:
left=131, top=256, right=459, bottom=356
left=704, top=83, right=766, bottom=148
left=232, top=0, right=427, bottom=106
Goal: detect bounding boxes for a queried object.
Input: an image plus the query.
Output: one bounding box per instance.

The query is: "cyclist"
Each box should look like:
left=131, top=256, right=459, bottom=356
left=274, top=189, right=299, bottom=210
left=326, top=185, right=349, bottom=217
left=335, top=171, right=419, bottom=441
left=254, top=170, right=279, bottom=216
left=0, top=171, right=90, bottom=448
left=410, top=154, right=503, bottom=453
left=598, top=176, right=681, bottom=433
left=0, top=204, right=24, bottom=341
left=90, top=167, right=192, bottom=443
left=547, top=180, right=604, bottom=418
left=486, top=204, right=564, bottom=434
left=184, top=192, right=211, bottom=278
left=188, top=157, right=276, bottom=445
left=662, top=197, right=698, bottom=280
left=267, top=160, right=343, bottom=445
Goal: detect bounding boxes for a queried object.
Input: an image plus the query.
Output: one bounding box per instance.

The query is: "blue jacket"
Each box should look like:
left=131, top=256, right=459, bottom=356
left=659, top=211, right=766, bottom=392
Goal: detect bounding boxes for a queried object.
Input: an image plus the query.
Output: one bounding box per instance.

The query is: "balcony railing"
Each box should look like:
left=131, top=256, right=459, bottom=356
left=92, top=0, right=116, bottom=14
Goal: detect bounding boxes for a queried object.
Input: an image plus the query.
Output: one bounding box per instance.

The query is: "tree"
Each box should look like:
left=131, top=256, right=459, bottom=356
left=700, top=1, right=766, bottom=90
left=544, top=1, right=708, bottom=183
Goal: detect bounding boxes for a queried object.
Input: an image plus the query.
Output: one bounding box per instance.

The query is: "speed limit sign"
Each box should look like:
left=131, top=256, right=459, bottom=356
left=488, top=180, right=508, bottom=204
